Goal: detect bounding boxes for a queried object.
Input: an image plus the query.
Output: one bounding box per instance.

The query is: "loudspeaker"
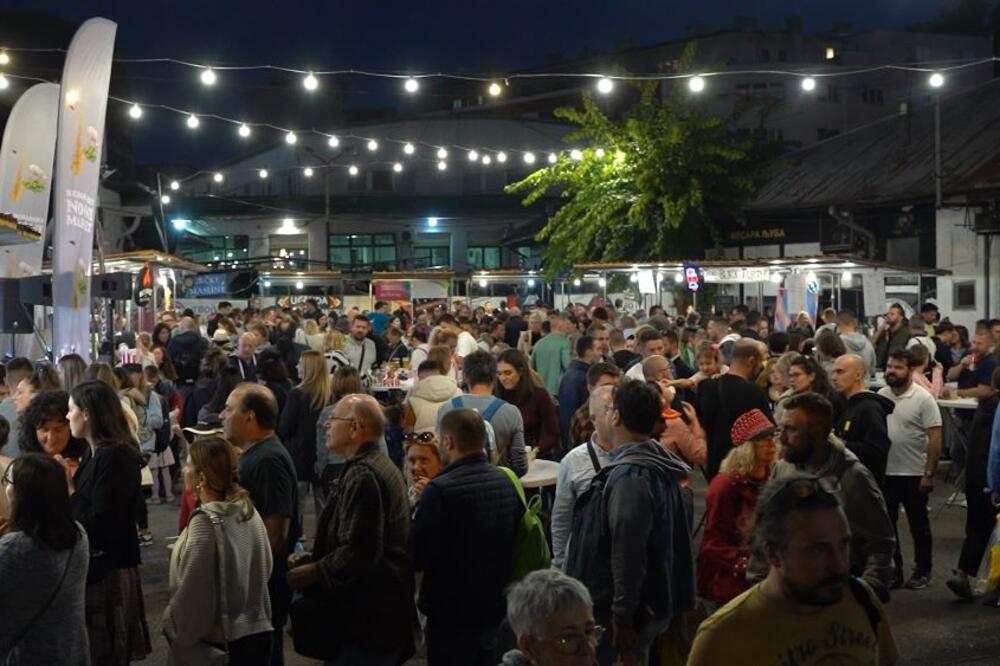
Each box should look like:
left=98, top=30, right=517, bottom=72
left=92, top=272, right=132, bottom=299
left=0, top=279, right=34, bottom=334
left=20, top=274, right=52, bottom=306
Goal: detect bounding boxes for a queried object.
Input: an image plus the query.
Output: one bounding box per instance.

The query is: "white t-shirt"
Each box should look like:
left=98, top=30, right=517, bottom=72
left=879, top=383, right=942, bottom=476
left=456, top=330, right=479, bottom=358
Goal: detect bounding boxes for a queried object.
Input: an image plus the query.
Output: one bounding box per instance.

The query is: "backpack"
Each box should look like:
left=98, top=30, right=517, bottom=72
left=450, top=396, right=504, bottom=463
left=151, top=391, right=172, bottom=454
left=500, top=466, right=551, bottom=581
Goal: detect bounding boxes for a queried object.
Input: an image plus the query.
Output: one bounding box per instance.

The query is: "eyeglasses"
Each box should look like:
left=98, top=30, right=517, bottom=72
left=543, top=625, right=605, bottom=655
left=404, top=432, right=436, bottom=444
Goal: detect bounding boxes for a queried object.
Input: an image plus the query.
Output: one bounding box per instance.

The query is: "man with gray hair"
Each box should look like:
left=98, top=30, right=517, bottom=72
left=690, top=473, right=898, bottom=665
left=551, top=385, right=614, bottom=569
left=502, top=568, right=600, bottom=666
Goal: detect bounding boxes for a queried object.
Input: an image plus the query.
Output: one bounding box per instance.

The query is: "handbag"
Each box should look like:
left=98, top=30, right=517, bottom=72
left=165, top=509, right=230, bottom=666
left=6, top=538, right=76, bottom=659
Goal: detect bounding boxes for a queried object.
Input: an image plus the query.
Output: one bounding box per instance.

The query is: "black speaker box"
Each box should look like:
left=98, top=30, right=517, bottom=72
left=0, top=279, right=34, bottom=334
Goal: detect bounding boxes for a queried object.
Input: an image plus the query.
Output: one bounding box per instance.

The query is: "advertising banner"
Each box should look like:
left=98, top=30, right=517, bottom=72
left=51, top=18, right=117, bottom=361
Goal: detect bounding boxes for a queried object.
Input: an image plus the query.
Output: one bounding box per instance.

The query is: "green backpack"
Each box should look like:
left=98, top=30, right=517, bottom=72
left=500, top=466, right=551, bottom=581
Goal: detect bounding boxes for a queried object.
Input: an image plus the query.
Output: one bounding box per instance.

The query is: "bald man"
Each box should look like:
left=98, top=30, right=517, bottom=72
left=228, top=331, right=259, bottom=381
left=167, top=315, right=209, bottom=387
left=831, top=353, right=894, bottom=483
left=288, top=392, right=416, bottom=663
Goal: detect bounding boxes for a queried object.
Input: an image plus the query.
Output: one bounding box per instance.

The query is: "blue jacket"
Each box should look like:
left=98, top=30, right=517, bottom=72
left=600, top=441, right=695, bottom=624
left=557, top=360, right=590, bottom=443
left=412, top=452, right=523, bottom=628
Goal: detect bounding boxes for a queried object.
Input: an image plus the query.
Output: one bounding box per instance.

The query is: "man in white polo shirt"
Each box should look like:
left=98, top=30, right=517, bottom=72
left=878, top=348, right=942, bottom=591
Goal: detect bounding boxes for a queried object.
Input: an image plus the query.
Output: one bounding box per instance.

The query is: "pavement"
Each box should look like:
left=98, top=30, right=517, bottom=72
left=136, top=470, right=1000, bottom=665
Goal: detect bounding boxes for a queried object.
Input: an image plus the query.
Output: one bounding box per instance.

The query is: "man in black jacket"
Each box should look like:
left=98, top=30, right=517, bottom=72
left=412, top=408, right=523, bottom=666
left=167, top=316, right=209, bottom=389
left=830, top=354, right=894, bottom=484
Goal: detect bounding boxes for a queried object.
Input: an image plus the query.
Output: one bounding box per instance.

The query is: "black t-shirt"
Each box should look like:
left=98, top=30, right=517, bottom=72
left=696, top=374, right=773, bottom=479
left=238, top=434, right=300, bottom=577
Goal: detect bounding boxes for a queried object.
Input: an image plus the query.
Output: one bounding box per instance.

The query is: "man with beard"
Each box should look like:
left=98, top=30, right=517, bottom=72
left=345, top=314, right=377, bottom=374
left=689, top=473, right=899, bottom=666
left=878, top=349, right=942, bottom=590
left=760, top=392, right=895, bottom=594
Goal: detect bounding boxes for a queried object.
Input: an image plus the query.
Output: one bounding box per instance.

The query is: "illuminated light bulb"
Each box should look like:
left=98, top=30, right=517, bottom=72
left=841, top=271, right=853, bottom=285
left=688, top=75, right=706, bottom=92
left=0, top=51, right=9, bottom=66
left=403, top=142, right=415, bottom=155
left=327, top=135, right=339, bottom=148
left=169, top=180, right=180, bottom=191
left=128, top=103, right=142, bottom=119
left=573, top=278, right=582, bottom=287
left=303, top=167, right=314, bottom=177
left=929, top=72, right=945, bottom=88
left=172, top=219, right=189, bottom=230
left=427, top=217, right=438, bottom=227
left=263, top=280, right=272, bottom=288
left=367, top=139, right=378, bottom=152
left=393, top=162, right=403, bottom=173
left=348, top=165, right=359, bottom=176
left=496, top=151, right=507, bottom=163
left=468, top=150, right=479, bottom=161
left=285, top=131, right=297, bottom=145
left=238, top=123, right=251, bottom=138
left=801, top=76, right=816, bottom=92
left=570, top=149, right=583, bottom=161
left=437, top=161, right=447, bottom=171
left=65, top=89, right=80, bottom=106
left=523, top=152, right=536, bottom=164
left=806, top=271, right=817, bottom=283
left=295, top=281, right=304, bottom=290
left=548, top=153, right=558, bottom=164
left=488, top=82, right=503, bottom=97
left=770, top=272, right=782, bottom=284
left=478, top=278, right=488, bottom=288
left=160, top=194, right=171, bottom=205
left=629, top=272, right=639, bottom=283
left=674, top=272, right=684, bottom=283
left=597, top=77, right=614, bottom=94
left=527, top=279, right=536, bottom=287
left=303, top=72, right=318, bottom=91
left=404, top=77, right=419, bottom=93
left=213, top=172, right=224, bottom=183
left=200, top=67, right=217, bottom=86
left=259, top=169, right=268, bottom=179
left=0, top=74, right=7, bottom=90
left=598, top=277, right=607, bottom=288
left=595, top=148, right=606, bottom=158
left=481, top=155, right=492, bottom=165
left=437, top=147, right=448, bottom=159
left=186, top=114, right=200, bottom=129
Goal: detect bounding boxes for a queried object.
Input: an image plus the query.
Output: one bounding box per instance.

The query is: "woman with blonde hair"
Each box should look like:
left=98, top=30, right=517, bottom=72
left=278, top=350, right=332, bottom=509
left=295, top=318, right=326, bottom=352
left=697, top=408, right=777, bottom=607
left=323, top=329, right=350, bottom=372
left=163, top=436, right=273, bottom=665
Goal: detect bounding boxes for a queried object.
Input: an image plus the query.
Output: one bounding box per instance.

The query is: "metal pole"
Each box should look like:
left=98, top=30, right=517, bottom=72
left=935, top=96, right=942, bottom=209
left=154, top=173, right=170, bottom=251
left=324, top=168, right=331, bottom=273
left=985, top=234, right=991, bottom=320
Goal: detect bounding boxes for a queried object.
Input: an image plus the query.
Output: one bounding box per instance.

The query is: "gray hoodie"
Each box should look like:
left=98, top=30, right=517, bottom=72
left=840, top=332, right=877, bottom=376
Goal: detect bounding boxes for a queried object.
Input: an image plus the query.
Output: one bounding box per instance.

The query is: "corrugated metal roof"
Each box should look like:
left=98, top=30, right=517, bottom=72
left=747, top=78, right=1000, bottom=212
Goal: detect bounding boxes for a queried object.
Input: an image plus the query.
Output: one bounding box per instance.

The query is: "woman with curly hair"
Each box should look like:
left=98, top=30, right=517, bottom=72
left=17, top=390, right=88, bottom=462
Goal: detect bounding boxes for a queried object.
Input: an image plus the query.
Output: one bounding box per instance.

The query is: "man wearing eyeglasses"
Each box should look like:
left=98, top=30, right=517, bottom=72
left=689, top=473, right=899, bottom=665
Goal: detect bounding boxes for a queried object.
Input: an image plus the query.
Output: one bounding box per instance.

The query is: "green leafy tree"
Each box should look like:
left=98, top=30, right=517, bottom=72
left=506, top=46, right=773, bottom=275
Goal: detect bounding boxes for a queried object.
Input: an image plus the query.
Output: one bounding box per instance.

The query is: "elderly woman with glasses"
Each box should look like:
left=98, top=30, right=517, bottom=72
left=501, top=568, right=602, bottom=666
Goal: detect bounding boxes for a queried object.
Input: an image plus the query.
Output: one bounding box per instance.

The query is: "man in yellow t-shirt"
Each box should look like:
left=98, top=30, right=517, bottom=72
left=689, top=472, right=898, bottom=666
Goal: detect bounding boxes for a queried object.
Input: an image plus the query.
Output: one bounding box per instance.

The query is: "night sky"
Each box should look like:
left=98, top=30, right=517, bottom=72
left=2, top=0, right=949, bottom=168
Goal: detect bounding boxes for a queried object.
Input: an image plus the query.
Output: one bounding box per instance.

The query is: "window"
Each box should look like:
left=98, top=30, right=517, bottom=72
left=178, top=235, right=249, bottom=266
left=954, top=281, right=976, bottom=310
left=328, top=233, right=396, bottom=271
left=412, top=246, right=450, bottom=268
left=468, top=246, right=502, bottom=270
left=862, top=87, right=884, bottom=105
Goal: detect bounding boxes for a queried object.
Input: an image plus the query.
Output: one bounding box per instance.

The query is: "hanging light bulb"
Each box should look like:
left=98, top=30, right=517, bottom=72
left=688, top=75, right=706, bottom=92
left=598, top=277, right=607, bottom=288
left=841, top=270, right=853, bottom=285
left=597, top=77, right=614, bottom=94
left=348, top=165, right=359, bottom=176
left=468, top=150, right=479, bottom=161
left=213, top=172, right=224, bottom=183
left=674, top=272, right=684, bottom=283
left=527, top=278, right=536, bottom=287
left=573, top=277, right=582, bottom=287
left=160, top=194, right=171, bottom=205
left=367, top=139, right=378, bottom=151
left=523, top=152, right=536, bottom=164
left=128, top=103, right=142, bottom=119
left=478, top=277, right=488, bottom=287
left=303, top=167, right=314, bottom=178
left=488, top=81, right=503, bottom=97
left=481, top=155, right=492, bottom=165
left=403, top=142, right=415, bottom=155
left=570, top=149, right=583, bottom=161
left=285, top=131, right=297, bottom=145
left=295, top=281, right=304, bottom=290
left=238, top=123, right=251, bottom=138
left=770, top=272, right=782, bottom=284
left=169, top=180, right=180, bottom=191
left=327, top=135, right=339, bottom=148
left=929, top=72, right=945, bottom=88
left=404, top=77, right=419, bottom=93
left=436, top=147, right=448, bottom=159
left=259, top=169, right=268, bottom=179
left=496, top=151, right=507, bottom=163
left=186, top=114, right=200, bottom=129
left=548, top=153, right=558, bottom=164
left=303, top=72, right=319, bottom=91
left=393, top=162, right=403, bottom=173
left=200, top=67, right=217, bottom=86
left=801, top=76, right=816, bottom=92
left=437, top=161, right=447, bottom=171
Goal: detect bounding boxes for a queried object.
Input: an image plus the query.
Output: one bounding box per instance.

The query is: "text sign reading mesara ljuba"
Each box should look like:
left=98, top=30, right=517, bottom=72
left=51, top=17, right=117, bottom=361
left=701, top=267, right=771, bottom=284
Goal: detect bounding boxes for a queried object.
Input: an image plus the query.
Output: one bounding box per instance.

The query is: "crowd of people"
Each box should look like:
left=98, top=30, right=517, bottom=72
left=1, top=295, right=998, bottom=665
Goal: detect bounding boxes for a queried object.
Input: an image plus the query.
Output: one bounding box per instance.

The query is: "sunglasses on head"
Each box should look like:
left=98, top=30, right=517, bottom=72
left=404, top=432, right=436, bottom=444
